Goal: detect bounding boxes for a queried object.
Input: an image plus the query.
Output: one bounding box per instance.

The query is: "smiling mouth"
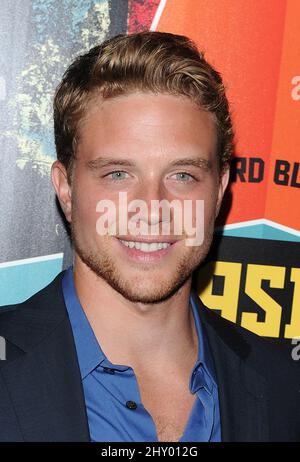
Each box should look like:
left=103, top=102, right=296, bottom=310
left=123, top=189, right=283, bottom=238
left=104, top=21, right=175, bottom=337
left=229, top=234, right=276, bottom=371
left=118, top=239, right=174, bottom=253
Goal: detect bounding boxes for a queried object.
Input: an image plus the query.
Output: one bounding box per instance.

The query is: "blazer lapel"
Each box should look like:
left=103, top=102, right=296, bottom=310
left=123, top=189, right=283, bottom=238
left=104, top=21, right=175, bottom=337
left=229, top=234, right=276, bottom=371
left=0, top=273, right=90, bottom=442
left=194, top=293, right=269, bottom=442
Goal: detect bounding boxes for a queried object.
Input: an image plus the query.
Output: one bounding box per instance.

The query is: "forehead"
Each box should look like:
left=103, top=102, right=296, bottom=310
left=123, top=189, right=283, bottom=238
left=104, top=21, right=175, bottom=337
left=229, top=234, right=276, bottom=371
left=77, top=92, right=218, bottom=163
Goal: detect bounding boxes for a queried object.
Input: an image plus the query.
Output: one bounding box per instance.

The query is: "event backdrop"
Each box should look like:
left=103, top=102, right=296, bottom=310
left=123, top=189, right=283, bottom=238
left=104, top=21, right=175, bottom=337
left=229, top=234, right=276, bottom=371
left=0, top=0, right=299, bottom=343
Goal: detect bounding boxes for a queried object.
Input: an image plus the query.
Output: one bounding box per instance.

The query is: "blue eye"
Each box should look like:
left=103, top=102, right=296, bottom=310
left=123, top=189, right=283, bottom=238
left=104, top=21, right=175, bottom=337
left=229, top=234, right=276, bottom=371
left=174, top=172, right=195, bottom=181
left=108, top=171, right=128, bottom=180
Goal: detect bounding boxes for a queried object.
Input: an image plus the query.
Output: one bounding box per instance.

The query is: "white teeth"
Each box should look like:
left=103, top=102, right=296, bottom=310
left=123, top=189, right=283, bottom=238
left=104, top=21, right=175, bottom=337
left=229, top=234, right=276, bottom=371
left=119, top=240, right=171, bottom=252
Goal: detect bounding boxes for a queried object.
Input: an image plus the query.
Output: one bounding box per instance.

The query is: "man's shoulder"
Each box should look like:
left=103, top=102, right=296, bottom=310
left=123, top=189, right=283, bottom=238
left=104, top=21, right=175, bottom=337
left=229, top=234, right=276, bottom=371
left=0, top=271, right=67, bottom=354
left=0, top=270, right=65, bottom=315
left=198, top=299, right=300, bottom=378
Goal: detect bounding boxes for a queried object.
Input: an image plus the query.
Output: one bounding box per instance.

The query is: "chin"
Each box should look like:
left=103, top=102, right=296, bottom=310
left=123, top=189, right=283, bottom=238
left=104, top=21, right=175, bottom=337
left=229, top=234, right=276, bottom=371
left=115, top=284, right=180, bottom=304
left=114, top=270, right=191, bottom=304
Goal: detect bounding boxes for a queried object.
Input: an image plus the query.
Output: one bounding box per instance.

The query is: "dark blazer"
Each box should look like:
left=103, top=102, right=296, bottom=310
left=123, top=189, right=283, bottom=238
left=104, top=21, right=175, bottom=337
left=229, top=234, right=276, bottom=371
left=0, top=271, right=299, bottom=442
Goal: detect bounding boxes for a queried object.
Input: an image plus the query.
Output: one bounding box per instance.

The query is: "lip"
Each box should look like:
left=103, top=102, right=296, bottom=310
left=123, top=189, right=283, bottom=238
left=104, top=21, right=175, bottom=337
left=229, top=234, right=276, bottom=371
left=116, top=236, right=179, bottom=244
left=115, top=236, right=179, bottom=262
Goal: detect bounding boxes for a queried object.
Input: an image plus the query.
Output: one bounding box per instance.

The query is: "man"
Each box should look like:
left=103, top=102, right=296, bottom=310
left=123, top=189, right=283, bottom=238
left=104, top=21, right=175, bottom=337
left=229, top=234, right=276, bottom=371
left=0, top=32, right=299, bottom=442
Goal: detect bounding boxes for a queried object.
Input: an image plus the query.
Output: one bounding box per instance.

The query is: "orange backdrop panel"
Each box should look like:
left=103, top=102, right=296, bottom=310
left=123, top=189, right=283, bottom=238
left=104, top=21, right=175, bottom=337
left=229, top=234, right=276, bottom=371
left=157, top=0, right=287, bottom=225
left=266, top=0, right=300, bottom=230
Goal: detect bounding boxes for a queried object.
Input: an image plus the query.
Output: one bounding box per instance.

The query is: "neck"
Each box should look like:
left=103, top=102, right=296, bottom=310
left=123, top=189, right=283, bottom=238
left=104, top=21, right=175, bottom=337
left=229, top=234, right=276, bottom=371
left=73, top=256, right=198, bottom=373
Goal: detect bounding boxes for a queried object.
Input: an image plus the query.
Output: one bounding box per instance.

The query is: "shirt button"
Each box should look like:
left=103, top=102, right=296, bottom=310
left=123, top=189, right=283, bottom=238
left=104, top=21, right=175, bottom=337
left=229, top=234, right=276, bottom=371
left=126, top=400, right=137, bottom=410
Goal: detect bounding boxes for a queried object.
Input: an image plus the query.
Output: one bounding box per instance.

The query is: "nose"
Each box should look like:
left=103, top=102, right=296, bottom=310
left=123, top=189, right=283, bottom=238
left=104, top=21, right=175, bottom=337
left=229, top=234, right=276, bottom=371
left=129, top=181, right=172, bottom=232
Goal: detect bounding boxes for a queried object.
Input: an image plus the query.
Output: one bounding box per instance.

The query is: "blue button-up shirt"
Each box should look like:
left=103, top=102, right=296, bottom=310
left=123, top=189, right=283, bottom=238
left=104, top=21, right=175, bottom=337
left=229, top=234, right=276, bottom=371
left=62, top=267, right=221, bottom=442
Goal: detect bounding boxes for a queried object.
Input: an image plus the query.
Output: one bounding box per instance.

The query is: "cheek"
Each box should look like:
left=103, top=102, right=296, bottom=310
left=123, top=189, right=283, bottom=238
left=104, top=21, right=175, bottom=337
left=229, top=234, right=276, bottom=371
left=189, top=189, right=218, bottom=229
left=72, top=184, right=101, bottom=233
left=204, top=193, right=218, bottom=221
left=72, top=182, right=122, bottom=240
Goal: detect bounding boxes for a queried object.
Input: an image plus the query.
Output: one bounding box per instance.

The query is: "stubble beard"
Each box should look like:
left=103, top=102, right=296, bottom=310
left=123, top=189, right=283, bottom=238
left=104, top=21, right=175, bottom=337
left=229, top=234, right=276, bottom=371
left=71, top=212, right=214, bottom=304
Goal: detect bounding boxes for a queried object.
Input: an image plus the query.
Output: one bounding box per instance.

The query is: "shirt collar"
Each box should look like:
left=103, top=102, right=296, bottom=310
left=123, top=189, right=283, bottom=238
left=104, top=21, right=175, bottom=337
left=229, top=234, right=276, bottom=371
left=189, top=287, right=217, bottom=394
left=62, top=267, right=129, bottom=379
left=62, top=266, right=217, bottom=392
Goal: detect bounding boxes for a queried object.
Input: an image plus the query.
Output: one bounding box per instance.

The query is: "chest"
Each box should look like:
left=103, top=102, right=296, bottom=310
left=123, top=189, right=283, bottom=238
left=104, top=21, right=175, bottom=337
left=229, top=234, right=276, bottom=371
left=137, top=375, right=197, bottom=442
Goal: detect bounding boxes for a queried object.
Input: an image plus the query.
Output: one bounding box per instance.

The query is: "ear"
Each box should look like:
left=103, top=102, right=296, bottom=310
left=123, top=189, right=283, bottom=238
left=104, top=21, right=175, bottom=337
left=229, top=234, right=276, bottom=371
left=215, top=164, right=230, bottom=218
left=51, top=161, right=72, bottom=223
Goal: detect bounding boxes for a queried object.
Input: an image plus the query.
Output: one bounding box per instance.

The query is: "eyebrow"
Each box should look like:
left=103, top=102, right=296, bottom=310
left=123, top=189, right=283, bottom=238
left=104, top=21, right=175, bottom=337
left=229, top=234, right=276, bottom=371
left=86, top=157, right=135, bottom=170
left=168, top=157, right=212, bottom=171
left=86, top=156, right=212, bottom=171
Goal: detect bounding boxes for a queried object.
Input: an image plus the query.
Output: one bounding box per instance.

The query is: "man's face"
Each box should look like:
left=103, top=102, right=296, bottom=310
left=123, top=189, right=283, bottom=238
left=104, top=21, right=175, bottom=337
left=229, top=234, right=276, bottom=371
left=54, top=92, right=229, bottom=303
